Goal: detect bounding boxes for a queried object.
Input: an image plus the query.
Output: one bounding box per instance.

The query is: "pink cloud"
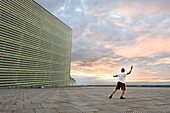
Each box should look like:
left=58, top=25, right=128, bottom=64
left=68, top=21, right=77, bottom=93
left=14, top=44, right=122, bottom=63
left=113, top=37, right=170, bottom=58
left=71, top=57, right=121, bottom=76
left=153, top=57, right=170, bottom=65
left=112, top=1, right=169, bottom=17
left=106, top=17, right=128, bottom=27
left=89, top=7, right=108, bottom=17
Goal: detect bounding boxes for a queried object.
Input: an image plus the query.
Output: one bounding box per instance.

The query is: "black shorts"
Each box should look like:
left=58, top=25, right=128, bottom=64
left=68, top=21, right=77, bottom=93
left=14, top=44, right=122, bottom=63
left=116, top=82, right=126, bottom=91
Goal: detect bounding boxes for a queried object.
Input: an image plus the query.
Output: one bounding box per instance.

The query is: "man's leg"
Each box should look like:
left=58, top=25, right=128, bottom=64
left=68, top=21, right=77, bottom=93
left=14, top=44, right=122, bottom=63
left=121, top=90, right=126, bottom=96
left=120, top=90, right=126, bottom=99
left=112, top=89, right=117, bottom=95
left=109, top=89, right=117, bottom=99
left=120, top=82, right=126, bottom=99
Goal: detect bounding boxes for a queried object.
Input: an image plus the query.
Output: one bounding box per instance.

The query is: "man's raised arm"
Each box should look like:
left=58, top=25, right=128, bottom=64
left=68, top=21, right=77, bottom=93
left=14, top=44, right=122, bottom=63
left=127, top=65, right=133, bottom=75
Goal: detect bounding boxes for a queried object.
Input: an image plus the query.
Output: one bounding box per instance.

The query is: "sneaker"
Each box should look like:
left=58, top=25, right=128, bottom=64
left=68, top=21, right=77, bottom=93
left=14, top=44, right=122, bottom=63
left=120, top=96, right=126, bottom=99
left=109, top=95, right=113, bottom=99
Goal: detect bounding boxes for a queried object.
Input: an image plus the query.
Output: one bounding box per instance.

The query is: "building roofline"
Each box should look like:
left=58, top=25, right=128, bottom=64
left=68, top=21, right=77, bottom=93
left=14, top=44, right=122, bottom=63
left=33, top=0, right=72, bottom=30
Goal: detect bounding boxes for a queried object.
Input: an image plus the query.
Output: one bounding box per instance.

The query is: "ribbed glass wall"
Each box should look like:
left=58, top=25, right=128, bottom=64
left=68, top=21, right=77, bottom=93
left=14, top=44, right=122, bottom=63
left=0, top=0, right=73, bottom=86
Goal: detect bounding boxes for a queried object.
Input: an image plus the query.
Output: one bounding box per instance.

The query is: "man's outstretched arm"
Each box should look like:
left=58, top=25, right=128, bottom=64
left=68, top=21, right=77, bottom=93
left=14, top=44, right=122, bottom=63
left=127, top=65, right=133, bottom=75
left=113, top=75, right=118, bottom=77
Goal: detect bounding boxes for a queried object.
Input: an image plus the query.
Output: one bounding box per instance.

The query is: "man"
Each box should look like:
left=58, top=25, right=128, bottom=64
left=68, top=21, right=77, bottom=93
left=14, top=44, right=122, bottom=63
left=109, top=65, right=133, bottom=99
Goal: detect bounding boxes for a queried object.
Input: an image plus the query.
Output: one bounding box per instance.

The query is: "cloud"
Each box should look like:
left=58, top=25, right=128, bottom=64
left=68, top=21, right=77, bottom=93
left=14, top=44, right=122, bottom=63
left=153, top=57, right=170, bottom=65
left=71, top=38, right=113, bottom=62
left=71, top=56, right=122, bottom=77
left=113, top=37, right=170, bottom=58
left=89, top=0, right=170, bottom=23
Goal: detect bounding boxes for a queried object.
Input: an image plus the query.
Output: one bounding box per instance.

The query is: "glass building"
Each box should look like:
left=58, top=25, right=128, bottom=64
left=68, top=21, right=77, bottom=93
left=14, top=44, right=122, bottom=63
left=0, top=0, right=74, bottom=87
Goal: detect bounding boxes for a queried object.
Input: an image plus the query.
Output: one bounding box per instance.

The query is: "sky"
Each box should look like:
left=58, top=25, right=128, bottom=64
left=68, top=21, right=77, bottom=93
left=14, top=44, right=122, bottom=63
left=35, top=0, right=170, bottom=85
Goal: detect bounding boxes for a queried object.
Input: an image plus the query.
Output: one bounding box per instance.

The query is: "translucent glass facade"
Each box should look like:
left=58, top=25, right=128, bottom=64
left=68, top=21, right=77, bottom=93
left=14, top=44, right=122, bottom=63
left=0, top=0, right=73, bottom=86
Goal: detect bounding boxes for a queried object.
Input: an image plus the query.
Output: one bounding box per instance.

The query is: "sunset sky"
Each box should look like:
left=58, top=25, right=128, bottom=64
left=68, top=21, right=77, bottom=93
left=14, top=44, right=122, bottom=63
left=35, top=0, right=170, bottom=85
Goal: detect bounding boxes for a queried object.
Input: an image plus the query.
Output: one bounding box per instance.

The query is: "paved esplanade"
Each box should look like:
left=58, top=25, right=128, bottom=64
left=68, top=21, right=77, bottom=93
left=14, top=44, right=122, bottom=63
left=0, top=87, right=170, bottom=113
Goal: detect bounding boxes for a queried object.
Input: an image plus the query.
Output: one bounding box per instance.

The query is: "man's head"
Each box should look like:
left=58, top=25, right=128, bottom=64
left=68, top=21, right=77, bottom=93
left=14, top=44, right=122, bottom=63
left=121, top=68, right=125, bottom=73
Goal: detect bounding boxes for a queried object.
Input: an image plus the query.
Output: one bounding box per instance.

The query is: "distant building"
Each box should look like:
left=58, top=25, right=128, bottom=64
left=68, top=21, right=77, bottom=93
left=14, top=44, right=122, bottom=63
left=0, top=0, right=74, bottom=87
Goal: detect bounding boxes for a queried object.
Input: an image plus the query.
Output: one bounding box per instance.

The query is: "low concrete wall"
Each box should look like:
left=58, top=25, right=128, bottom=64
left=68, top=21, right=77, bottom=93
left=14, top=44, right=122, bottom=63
left=0, top=85, right=170, bottom=89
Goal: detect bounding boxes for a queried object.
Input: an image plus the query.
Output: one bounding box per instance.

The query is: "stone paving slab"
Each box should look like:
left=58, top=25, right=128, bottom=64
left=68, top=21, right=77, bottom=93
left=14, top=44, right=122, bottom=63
left=0, top=87, right=170, bottom=113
